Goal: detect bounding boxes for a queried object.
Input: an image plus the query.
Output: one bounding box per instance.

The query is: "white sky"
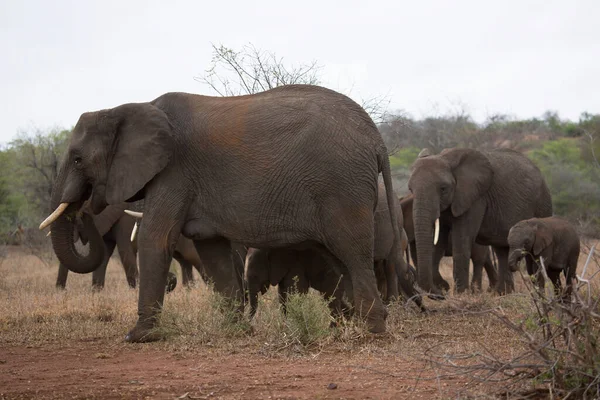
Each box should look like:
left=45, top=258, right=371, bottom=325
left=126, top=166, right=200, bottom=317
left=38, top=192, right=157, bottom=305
left=1, top=0, right=599, bottom=145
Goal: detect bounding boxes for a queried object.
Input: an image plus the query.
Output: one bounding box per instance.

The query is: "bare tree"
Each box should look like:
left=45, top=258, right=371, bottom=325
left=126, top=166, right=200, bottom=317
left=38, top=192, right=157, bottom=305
left=196, top=43, right=322, bottom=96
left=196, top=43, right=391, bottom=127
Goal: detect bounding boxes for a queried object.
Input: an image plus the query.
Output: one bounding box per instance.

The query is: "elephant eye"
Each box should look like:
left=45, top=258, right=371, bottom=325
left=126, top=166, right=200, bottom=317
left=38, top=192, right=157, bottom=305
left=74, top=157, right=82, bottom=165
left=440, top=186, right=448, bottom=194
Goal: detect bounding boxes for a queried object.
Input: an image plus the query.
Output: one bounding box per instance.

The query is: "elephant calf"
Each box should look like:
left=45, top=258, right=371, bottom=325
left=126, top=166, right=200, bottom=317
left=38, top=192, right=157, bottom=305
left=244, top=247, right=349, bottom=319
left=508, top=216, right=580, bottom=298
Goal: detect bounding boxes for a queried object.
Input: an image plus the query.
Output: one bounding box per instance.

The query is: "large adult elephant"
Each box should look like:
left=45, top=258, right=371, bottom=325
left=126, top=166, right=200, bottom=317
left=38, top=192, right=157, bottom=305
left=39, top=85, right=412, bottom=342
left=408, top=148, right=552, bottom=295
left=399, top=194, right=498, bottom=293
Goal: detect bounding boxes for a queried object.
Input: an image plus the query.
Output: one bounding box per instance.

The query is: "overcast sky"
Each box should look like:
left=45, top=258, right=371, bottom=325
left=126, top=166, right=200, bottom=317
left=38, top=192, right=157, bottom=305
left=1, top=0, right=598, bottom=145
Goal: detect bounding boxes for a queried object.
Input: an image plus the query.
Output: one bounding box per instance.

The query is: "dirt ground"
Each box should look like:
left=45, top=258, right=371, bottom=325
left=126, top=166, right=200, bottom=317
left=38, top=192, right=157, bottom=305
left=1, top=243, right=598, bottom=399
left=0, top=342, right=470, bottom=400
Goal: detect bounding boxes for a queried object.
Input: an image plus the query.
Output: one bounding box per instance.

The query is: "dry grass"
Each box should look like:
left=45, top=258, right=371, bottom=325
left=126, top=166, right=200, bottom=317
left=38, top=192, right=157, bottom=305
left=1, top=241, right=598, bottom=397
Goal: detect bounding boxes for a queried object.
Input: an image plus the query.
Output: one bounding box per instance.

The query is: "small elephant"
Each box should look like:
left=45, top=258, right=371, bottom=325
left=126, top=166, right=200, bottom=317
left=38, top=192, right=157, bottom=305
left=400, top=194, right=498, bottom=293
left=244, top=247, right=350, bottom=319
left=408, top=147, right=553, bottom=295
left=508, top=217, right=580, bottom=299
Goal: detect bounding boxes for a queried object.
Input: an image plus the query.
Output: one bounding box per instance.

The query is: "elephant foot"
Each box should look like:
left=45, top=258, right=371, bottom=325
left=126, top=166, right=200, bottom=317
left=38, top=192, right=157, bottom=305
left=495, top=281, right=515, bottom=296
left=91, top=284, right=105, bottom=292
left=125, top=323, right=163, bottom=343
left=367, top=317, right=386, bottom=334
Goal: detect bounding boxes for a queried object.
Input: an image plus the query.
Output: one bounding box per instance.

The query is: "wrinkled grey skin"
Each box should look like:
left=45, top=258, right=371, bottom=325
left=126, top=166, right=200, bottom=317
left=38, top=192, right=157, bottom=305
left=508, top=217, right=580, bottom=299
left=400, top=194, right=498, bottom=293
left=46, top=85, right=409, bottom=342
left=244, top=247, right=350, bottom=319
left=408, top=148, right=552, bottom=295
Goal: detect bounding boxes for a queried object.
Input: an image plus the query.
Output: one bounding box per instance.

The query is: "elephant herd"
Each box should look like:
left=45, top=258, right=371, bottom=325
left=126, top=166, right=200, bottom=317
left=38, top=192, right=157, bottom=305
left=39, top=84, right=581, bottom=343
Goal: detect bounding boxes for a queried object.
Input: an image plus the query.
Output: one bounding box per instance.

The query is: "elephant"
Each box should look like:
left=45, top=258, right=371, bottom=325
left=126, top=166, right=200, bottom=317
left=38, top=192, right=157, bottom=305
left=507, top=216, right=580, bottom=299
left=56, top=204, right=203, bottom=292
left=407, top=147, right=552, bottom=295
left=399, top=194, right=498, bottom=293
left=40, top=84, right=413, bottom=341
left=244, top=247, right=350, bottom=319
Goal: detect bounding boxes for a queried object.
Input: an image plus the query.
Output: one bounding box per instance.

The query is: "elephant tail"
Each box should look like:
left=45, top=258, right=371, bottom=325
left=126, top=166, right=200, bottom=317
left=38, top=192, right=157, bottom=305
left=378, top=148, right=424, bottom=309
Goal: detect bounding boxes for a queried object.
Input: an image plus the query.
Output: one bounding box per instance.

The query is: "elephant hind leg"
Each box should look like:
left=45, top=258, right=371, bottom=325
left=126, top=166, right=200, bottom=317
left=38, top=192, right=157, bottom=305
left=322, top=207, right=386, bottom=333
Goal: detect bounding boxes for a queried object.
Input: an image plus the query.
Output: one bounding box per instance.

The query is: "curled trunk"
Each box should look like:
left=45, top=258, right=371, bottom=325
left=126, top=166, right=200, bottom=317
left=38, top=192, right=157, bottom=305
left=50, top=207, right=105, bottom=274
left=507, top=248, right=522, bottom=272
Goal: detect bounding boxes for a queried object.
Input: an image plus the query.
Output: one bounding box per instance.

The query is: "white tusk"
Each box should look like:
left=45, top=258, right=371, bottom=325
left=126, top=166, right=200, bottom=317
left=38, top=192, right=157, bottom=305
left=46, top=231, right=51, bottom=237
left=39, top=203, right=69, bottom=230
left=124, top=210, right=143, bottom=219
left=130, top=221, right=138, bottom=242
left=433, top=218, right=440, bottom=245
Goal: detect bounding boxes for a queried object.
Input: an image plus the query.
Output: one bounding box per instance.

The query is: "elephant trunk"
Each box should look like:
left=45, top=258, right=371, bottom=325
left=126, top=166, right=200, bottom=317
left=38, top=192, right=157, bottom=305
left=413, top=199, right=438, bottom=294
left=50, top=206, right=105, bottom=274
left=507, top=248, right=523, bottom=272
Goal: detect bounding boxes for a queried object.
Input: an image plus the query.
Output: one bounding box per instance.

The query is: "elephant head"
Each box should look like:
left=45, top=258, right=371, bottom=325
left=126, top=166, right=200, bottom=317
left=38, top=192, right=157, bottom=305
left=407, top=148, right=493, bottom=292
left=507, top=219, right=552, bottom=271
left=39, top=104, right=174, bottom=275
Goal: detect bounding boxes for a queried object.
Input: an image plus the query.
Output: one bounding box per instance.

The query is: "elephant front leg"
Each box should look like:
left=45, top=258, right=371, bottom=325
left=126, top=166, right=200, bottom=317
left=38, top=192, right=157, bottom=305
left=56, top=264, right=69, bottom=289
left=125, top=225, right=180, bottom=343
left=494, top=247, right=515, bottom=294
left=450, top=228, right=477, bottom=294
left=92, top=240, right=116, bottom=290
left=471, top=261, right=483, bottom=293
left=433, top=240, right=450, bottom=292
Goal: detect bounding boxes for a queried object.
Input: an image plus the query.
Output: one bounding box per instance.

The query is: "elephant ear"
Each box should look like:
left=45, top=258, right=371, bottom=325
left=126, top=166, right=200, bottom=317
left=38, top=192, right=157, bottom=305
left=442, top=148, right=494, bottom=217
left=104, top=103, right=174, bottom=205
left=533, top=222, right=553, bottom=256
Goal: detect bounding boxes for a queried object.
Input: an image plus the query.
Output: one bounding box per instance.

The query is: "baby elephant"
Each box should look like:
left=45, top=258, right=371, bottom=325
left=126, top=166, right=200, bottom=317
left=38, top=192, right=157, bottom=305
left=508, top=217, right=580, bottom=298
left=244, top=247, right=349, bottom=319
